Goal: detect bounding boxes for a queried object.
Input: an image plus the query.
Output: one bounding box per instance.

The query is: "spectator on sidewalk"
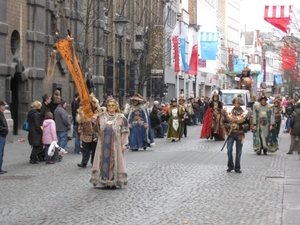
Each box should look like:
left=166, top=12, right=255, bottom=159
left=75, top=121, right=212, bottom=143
left=71, top=93, right=81, bottom=155
left=28, top=101, right=43, bottom=164
left=54, top=100, right=71, bottom=151
left=40, top=94, right=51, bottom=121
left=150, top=109, right=164, bottom=138
left=287, top=102, right=300, bottom=155
left=0, top=101, right=8, bottom=174
left=42, top=112, right=57, bottom=164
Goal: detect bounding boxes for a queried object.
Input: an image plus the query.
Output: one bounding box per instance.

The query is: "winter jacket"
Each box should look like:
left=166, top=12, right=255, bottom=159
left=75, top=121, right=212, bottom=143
left=42, top=119, right=57, bottom=144
left=150, top=112, right=161, bottom=129
left=0, top=111, right=8, bottom=138
left=54, top=104, right=71, bottom=132
left=291, top=104, right=300, bottom=135
left=27, top=109, right=43, bottom=146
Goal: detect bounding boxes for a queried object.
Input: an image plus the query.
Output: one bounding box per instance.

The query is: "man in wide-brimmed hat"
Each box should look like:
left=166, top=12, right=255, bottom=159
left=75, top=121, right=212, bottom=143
left=253, top=94, right=278, bottom=155
left=166, top=98, right=185, bottom=141
left=127, top=93, right=154, bottom=151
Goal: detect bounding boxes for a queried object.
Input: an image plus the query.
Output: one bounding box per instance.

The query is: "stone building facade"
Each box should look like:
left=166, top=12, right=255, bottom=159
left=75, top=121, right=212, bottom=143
left=0, top=0, right=105, bottom=135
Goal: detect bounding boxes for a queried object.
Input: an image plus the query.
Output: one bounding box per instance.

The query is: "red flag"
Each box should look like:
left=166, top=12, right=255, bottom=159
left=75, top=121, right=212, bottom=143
left=264, top=5, right=292, bottom=33
left=187, top=31, right=198, bottom=75
left=172, top=22, right=180, bottom=73
left=281, top=47, right=296, bottom=70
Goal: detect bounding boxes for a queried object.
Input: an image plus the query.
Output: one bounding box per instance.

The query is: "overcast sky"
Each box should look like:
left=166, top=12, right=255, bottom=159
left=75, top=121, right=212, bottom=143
left=240, top=0, right=300, bottom=32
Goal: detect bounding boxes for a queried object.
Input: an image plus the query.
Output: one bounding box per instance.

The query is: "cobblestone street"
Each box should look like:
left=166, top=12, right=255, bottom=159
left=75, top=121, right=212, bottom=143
left=0, top=125, right=298, bottom=225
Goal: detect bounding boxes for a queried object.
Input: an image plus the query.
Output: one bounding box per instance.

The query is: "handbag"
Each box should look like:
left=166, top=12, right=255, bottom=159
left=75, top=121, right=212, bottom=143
left=22, top=121, right=29, bottom=132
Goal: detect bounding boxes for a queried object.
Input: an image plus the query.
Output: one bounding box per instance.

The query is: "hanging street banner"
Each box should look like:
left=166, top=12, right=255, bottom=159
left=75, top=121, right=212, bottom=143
left=56, top=38, right=93, bottom=119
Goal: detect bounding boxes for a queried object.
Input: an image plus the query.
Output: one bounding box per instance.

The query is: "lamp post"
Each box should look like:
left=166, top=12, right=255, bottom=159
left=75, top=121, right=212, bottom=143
left=114, top=16, right=129, bottom=108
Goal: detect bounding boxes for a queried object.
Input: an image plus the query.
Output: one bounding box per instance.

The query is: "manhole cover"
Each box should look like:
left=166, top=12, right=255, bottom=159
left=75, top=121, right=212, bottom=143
left=0, top=175, right=32, bottom=180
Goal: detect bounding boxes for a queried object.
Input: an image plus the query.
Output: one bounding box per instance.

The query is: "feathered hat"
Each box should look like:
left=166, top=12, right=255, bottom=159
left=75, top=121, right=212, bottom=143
left=130, top=93, right=146, bottom=102
left=178, top=97, right=186, bottom=102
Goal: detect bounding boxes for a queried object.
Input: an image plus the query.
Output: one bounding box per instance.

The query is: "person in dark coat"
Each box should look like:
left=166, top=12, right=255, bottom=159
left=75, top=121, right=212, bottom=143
left=40, top=94, right=51, bottom=121
left=149, top=109, right=164, bottom=138
left=287, top=102, right=300, bottom=155
left=0, top=101, right=8, bottom=174
left=27, top=101, right=43, bottom=164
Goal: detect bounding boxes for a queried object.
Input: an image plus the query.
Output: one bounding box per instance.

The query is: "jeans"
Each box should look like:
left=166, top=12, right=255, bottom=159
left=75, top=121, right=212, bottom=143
left=73, top=125, right=81, bottom=154
left=161, top=122, right=168, bottom=134
left=0, top=136, right=6, bottom=171
left=193, top=114, right=199, bottom=125
left=81, top=141, right=96, bottom=165
left=227, top=133, right=243, bottom=170
left=153, top=125, right=164, bottom=138
left=57, top=131, right=68, bottom=150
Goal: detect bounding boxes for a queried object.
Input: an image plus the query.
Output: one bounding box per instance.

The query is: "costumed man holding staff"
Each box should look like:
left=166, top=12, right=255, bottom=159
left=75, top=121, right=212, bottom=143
left=253, top=94, right=278, bottom=155
left=273, top=98, right=283, bottom=137
left=200, top=92, right=225, bottom=141
left=224, top=96, right=250, bottom=173
left=166, top=98, right=185, bottom=142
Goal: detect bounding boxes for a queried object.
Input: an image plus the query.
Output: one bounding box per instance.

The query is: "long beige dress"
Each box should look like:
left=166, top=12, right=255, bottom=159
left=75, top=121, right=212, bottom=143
left=90, top=112, right=129, bottom=188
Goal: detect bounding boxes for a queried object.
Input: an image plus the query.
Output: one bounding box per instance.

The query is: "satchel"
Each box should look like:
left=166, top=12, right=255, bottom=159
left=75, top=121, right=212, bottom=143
left=22, top=121, right=29, bottom=132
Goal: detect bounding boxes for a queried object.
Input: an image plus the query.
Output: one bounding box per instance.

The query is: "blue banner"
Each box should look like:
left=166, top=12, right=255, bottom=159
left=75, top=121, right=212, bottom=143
left=233, top=58, right=246, bottom=73
left=200, top=41, right=218, bottom=60
left=180, top=38, right=190, bottom=72
left=274, top=74, right=283, bottom=84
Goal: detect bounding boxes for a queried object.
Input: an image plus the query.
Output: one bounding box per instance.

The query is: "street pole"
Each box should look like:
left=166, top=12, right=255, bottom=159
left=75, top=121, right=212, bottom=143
left=119, top=36, right=123, bottom=108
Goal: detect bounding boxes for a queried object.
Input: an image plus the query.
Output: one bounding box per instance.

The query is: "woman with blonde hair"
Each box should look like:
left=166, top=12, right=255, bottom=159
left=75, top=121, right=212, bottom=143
left=90, top=98, right=129, bottom=188
left=28, top=101, right=43, bottom=164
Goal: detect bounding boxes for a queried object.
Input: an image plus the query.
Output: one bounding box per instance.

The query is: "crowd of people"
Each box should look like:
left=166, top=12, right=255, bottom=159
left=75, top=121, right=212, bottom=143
left=1, top=90, right=300, bottom=188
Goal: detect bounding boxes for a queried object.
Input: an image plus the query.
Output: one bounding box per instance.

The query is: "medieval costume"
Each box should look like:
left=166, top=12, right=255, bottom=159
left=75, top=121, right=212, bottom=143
left=253, top=95, right=278, bottom=155
left=76, top=93, right=102, bottom=168
left=239, top=67, right=253, bottom=96
left=200, top=92, right=225, bottom=141
left=273, top=98, right=283, bottom=137
left=90, top=98, right=129, bottom=188
left=224, top=96, right=250, bottom=173
left=178, top=97, right=188, bottom=137
left=127, top=93, right=154, bottom=151
left=166, top=98, right=185, bottom=141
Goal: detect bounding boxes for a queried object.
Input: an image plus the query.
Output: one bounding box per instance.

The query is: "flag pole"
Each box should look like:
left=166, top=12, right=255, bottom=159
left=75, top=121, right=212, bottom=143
left=176, top=72, right=179, bottom=100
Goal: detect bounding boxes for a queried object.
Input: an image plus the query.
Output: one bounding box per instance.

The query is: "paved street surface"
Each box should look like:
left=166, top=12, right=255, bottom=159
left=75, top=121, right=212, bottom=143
left=1, top=122, right=300, bottom=225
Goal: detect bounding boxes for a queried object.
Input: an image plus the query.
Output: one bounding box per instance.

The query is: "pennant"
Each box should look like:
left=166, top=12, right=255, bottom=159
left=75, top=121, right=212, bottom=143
left=187, top=31, right=198, bottom=75
left=264, top=5, right=292, bottom=33
left=172, top=22, right=180, bottom=73
left=200, top=32, right=220, bottom=60
left=180, top=22, right=190, bottom=73
left=56, top=38, right=93, bottom=119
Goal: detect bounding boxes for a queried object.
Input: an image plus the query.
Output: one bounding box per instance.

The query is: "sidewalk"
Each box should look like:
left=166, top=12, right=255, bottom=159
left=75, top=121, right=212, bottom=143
left=280, top=132, right=300, bottom=225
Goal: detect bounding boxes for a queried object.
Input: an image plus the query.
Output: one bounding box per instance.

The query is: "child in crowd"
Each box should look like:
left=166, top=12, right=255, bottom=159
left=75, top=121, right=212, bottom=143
left=43, top=112, right=57, bottom=164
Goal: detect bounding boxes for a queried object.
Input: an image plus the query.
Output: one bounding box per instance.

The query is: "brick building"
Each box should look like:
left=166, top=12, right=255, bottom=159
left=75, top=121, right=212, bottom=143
left=0, top=0, right=105, bottom=134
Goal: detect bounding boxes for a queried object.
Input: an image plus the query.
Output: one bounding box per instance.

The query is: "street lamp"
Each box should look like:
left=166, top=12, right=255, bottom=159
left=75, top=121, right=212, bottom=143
left=114, top=16, right=129, bottom=108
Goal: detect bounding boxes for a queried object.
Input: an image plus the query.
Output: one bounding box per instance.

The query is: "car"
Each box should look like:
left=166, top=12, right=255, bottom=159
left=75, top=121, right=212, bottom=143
left=211, top=89, right=253, bottom=113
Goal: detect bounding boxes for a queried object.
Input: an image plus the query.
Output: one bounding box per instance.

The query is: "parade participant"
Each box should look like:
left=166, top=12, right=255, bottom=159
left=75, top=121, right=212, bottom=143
left=200, top=92, right=225, bottom=141
left=0, top=101, right=8, bottom=174
left=224, top=96, right=250, bottom=173
left=166, top=98, right=185, bottom=141
left=178, top=97, right=188, bottom=137
left=286, top=102, right=300, bottom=155
left=76, top=93, right=102, bottom=168
left=90, top=97, right=129, bottom=188
left=127, top=93, right=154, bottom=151
left=273, top=98, right=283, bottom=137
left=253, top=94, right=278, bottom=155
left=239, top=67, right=253, bottom=96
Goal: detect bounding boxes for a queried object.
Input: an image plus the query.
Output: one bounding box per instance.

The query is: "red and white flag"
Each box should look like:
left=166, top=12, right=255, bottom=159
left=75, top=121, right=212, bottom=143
left=172, top=21, right=180, bottom=73
left=188, top=31, right=198, bottom=75
left=264, top=5, right=292, bottom=33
